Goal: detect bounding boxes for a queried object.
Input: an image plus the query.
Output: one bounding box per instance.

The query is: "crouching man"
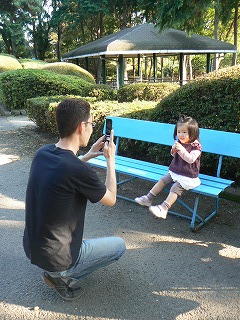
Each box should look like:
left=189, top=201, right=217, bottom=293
left=23, top=98, right=126, bottom=301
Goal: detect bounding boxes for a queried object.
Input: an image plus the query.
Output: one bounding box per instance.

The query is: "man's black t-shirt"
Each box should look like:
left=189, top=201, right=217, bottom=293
left=23, top=144, right=106, bottom=272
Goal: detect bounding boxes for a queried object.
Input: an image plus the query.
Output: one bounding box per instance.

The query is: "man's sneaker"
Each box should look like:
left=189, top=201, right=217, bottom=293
left=135, top=195, right=152, bottom=207
left=149, top=205, right=167, bottom=219
left=42, top=272, right=82, bottom=301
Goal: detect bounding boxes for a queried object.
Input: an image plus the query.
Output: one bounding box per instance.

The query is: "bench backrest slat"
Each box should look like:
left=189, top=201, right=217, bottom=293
left=105, top=117, right=240, bottom=158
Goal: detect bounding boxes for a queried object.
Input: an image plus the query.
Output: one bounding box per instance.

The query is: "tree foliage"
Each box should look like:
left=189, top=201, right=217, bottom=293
left=0, top=0, right=238, bottom=64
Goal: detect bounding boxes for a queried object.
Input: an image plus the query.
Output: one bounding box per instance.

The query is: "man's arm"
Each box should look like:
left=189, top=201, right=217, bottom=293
left=99, top=130, right=116, bottom=206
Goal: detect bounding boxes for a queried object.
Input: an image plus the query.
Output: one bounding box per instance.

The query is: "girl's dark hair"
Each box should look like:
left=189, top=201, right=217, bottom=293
left=173, top=116, right=199, bottom=142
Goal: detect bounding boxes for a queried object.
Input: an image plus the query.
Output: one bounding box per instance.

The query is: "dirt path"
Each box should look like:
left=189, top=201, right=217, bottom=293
left=0, top=117, right=240, bottom=320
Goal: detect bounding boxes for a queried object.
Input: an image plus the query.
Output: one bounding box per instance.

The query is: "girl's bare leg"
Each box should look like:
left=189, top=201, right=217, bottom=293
left=150, top=179, right=165, bottom=196
left=164, top=192, right=178, bottom=208
left=135, top=178, right=166, bottom=206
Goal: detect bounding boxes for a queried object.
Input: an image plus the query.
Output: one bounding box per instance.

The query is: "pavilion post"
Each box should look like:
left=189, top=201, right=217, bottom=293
left=85, top=57, right=89, bottom=71
left=179, top=53, right=187, bottom=85
left=160, top=57, right=163, bottom=82
left=118, top=54, right=124, bottom=87
left=132, top=58, right=135, bottom=80
left=101, top=55, right=106, bottom=84
left=206, top=53, right=211, bottom=73
left=137, top=54, right=140, bottom=77
left=153, top=53, right=157, bottom=82
left=179, top=53, right=184, bottom=86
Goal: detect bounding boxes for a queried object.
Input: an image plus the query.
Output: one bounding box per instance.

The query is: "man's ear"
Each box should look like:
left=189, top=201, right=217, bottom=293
left=77, top=122, right=84, bottom=134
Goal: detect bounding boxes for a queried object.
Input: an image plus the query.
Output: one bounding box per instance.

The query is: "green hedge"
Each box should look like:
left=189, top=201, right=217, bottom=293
left=40, top=62, right=95, bottom=83
left=26, top=95, right=97, bottom=133
left=117, top=82, right=179, bottom=102
left=0, top=69, right=93, bottom=110
left=0, top=54, right=23, bottom=73
left=81, top=84, right=117, bottom=101
left=147, top=69, right=240, bottom=183
left=26, top=95, right=156, bottom=145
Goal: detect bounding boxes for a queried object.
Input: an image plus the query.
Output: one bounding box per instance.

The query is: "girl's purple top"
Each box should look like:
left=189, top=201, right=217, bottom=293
left=169, top=140, right=202, bottom=178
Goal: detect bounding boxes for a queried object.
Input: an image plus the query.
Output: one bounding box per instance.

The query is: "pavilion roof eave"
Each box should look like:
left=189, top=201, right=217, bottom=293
left=62, top=49, right=237, bottom=60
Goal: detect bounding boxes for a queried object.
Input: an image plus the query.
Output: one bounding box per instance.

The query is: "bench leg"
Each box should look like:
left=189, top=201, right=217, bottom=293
left=190, top=196, right=220, bottom=232
left=190, top=196, right=200, bottom=231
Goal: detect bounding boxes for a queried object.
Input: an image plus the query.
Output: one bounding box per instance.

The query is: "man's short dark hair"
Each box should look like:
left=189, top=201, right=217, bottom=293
left=56, top=99, right=91, bottom=138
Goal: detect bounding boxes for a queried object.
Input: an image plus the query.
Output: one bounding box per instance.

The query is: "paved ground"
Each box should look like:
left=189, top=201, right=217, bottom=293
left=0, top=115, right=36, bottom=131
left=0, top=116, right=240, bottom=320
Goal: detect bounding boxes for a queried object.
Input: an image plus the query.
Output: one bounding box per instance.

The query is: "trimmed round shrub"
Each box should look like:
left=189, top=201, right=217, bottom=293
left=148, top=67, right=240, bottom=183
left=81, top=84, right=117, bottom=101
left=0, top=69, right=93, bottom=110
left=0, top=54, right=23, bottom=73
left=197, top=64, right=240, bottom=81
left=40, top=62, right=95, bottom=83
left=19, top=58, right=48, bottom=69
left=117, top=82, right=179, bottom=102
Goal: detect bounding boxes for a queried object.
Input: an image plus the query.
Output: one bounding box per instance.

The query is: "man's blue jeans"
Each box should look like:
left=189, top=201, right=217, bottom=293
left=48, top=237, right=126, bottom=287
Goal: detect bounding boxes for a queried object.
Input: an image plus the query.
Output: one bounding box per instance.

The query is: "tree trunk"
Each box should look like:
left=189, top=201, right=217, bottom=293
left=32, top=19, right=38, bottom=58
left=96, top=58, right=102, bottom=84
left=10, top=16, right=17, bottom=56
left=0, top=28, right=12, bottom=54
left=56, top=25, right=62, bottom=61
left=232, top=2, right=238, bottom=66
left=213, top=0, right=220, bottom=71
left=99, top=12, right=104, bottom=38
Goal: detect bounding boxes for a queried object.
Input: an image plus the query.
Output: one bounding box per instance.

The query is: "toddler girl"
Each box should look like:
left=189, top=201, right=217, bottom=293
left=135, top=116, right=202, bottom=219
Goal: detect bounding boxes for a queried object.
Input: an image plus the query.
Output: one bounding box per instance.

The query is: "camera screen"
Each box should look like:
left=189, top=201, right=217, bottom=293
left=106, top=119, right=112, bottom=134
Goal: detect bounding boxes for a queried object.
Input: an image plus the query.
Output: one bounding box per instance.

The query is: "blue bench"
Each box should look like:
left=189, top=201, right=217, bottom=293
left=82, top=116, right=240, bottom=231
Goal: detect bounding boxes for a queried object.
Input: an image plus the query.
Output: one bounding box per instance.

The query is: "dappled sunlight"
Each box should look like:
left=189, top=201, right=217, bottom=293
left=218, top=244, right=240, bottom=259
left=0, top=301, right=121, bottom=320
left=152, top=287, right=240, bottom=320
left=125, top=230, right=209, bottom=249
left=125, top=230, right=240, bottom=261
left=0, top=302, right=86, bottom=320
left=0, top=153, right=19, bottom=166
left=0, top=193, right=25, bottom=210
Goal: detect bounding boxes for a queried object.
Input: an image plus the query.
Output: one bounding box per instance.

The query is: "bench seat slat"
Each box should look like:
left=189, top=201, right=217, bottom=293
left=89, top=155, right=233, bottom=188
left=115, top=155, right=234, bottom=185
left=79, top=156, right=233, bottom=197
left=114, top=156, right=233, bottom=188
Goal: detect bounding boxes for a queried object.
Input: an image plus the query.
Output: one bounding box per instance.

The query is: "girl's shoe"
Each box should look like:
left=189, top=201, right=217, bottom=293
left=149, top=205, right=167, bottom=219
left=134, top=195, right=152, bottom=207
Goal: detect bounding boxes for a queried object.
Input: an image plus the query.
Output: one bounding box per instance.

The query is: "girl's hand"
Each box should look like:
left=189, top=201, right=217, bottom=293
left=171, top=146, right=177, bottom=154
left=174, top=142, right=183, bottom=151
